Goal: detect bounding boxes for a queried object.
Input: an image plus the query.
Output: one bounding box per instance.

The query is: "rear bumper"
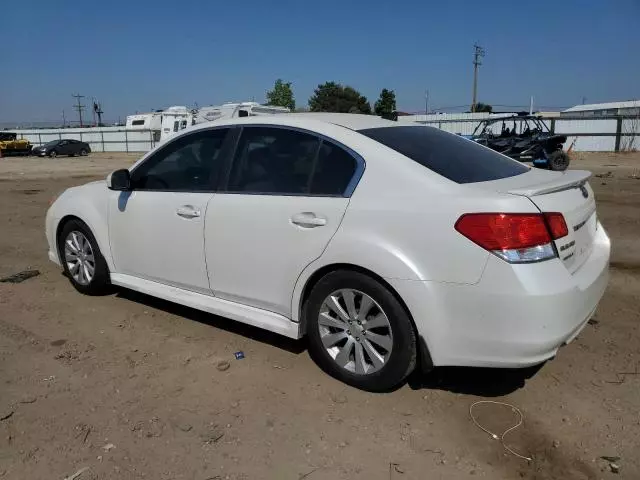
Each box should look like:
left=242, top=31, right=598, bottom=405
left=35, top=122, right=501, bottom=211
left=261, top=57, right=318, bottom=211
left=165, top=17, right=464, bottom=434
left=389, top=223, right=610, bottom=368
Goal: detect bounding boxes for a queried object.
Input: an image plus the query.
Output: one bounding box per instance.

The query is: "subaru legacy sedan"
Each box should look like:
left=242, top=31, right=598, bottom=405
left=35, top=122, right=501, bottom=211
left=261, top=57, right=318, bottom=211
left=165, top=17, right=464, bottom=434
left=45, top=113, right=609, bottom=391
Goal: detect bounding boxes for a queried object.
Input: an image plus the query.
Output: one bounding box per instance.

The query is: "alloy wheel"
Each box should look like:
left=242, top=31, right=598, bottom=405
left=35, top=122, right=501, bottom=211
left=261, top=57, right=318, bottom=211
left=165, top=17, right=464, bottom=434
left=64, top=231, right=95, bottom=285
left=318, top=289, right=393, bottom=375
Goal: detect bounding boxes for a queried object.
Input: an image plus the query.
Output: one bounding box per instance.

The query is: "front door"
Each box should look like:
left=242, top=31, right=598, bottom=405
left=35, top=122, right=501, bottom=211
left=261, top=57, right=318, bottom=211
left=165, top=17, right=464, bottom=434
left=109, top=127, right=231, bottom=294
left=205, top=126, right=362, bottom=316
left=58, top=140, right=72, bottom=155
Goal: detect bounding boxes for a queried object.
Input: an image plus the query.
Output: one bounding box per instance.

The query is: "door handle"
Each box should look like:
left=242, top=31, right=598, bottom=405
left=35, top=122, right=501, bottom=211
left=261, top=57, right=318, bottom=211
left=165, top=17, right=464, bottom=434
left=176, top=205, right=201, bottom=218
left=291, top=212, right=327, bottom=228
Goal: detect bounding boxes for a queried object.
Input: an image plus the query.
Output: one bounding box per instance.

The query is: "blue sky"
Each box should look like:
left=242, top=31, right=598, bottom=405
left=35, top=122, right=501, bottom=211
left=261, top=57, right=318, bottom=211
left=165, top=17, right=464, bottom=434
left=2, top=0, right=639, bottom=123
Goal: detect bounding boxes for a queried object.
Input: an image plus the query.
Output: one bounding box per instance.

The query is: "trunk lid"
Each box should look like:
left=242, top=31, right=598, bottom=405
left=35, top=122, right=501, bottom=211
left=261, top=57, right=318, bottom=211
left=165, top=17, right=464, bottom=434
left=472, top=169, right=597, bottom=273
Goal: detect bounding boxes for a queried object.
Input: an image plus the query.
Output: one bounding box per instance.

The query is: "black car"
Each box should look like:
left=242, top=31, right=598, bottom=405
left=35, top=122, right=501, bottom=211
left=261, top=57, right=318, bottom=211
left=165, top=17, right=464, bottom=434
left=32, top=139, right=91, bottom=158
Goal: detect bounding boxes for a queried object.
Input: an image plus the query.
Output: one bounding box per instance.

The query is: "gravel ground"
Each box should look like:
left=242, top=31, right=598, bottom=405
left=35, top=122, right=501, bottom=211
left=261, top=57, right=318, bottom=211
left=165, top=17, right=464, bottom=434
left=0, top=151, right=639, bottom=480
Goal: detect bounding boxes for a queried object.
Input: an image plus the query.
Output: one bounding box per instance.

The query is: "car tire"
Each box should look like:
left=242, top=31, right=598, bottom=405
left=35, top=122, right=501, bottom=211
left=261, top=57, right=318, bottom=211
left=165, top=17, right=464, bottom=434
left=49, top=150, right=57, bottom=158
left=305, top=270, right=417, bottom=392
left=80, top=149, right=88, bottom=156
left=548, top=150, right=570, bottom=171
left=58, top=219, right=111, bottom=295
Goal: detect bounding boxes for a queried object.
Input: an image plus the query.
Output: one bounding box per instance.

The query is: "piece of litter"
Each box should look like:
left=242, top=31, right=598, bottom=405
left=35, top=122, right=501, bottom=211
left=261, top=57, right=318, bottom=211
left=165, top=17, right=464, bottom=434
left=63, top=466, right=89, bottom=480
left=0, top=410, right=14, bottom=422
left=601, top=456, right=621, bottom=463
left=610, top=463, right=620, bottom=474
left=234, top=351, right=245, bottom=360
left=19, top=396, right=37, bottom=404
left=469, top=400, right=532, bottom=461
left=102, top=443, right=115, bottom=451
left=0, top=269, right=40, bottom=284
left=216, top=361, right=230, bottom=371
left=587, top=319, right=599, bottom=326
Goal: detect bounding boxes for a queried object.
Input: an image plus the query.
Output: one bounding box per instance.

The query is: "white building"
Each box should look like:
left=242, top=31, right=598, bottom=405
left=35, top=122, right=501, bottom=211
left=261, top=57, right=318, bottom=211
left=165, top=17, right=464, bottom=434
left=561, top=100, right=640, bottom=117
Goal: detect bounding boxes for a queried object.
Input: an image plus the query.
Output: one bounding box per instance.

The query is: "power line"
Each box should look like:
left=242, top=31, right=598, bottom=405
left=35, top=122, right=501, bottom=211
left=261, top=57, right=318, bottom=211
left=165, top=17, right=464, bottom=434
left=471, top=43, right=485, bottom=113
left=72, top=94, right=86, bottom=127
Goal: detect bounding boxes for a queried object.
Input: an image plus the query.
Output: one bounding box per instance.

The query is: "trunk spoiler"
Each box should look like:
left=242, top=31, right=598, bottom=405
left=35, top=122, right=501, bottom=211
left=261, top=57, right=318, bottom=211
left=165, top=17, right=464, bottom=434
left=506, top=170, right=592, bottom=197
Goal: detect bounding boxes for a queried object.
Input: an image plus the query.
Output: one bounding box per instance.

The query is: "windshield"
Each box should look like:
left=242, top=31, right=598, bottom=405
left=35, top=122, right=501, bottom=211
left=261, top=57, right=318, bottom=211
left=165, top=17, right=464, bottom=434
left=43, top=140, right=61, bottom=147
left=359, top=126, right=529, bottom=184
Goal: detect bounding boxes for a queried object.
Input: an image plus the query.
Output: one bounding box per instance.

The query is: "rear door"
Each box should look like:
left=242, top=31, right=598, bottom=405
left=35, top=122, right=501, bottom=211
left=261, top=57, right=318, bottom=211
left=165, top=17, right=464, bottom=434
left=204, top=126, right=362, bottom=316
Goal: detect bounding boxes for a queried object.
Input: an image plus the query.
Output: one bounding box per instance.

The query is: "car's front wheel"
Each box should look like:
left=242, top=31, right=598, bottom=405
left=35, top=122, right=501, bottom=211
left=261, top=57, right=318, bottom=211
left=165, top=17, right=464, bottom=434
left=305, top=270, right=417, bottom=392
left=58, top=219, right=110, bottom=295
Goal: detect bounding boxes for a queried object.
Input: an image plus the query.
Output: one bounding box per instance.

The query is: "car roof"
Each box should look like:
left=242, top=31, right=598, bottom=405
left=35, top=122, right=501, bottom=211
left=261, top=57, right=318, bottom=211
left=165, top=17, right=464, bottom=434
left=186, top=112, right=406, bottom=133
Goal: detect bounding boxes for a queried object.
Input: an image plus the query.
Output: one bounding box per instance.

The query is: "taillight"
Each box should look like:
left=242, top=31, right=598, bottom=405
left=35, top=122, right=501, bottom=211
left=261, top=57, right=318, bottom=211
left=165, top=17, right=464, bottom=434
left=455, top=213, right=560, bottom=263
left=544, top=212, right=568, bottom=240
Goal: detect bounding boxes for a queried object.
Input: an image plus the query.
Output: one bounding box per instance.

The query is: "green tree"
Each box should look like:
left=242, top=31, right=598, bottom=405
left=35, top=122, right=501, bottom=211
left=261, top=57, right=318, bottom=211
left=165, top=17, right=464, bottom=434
left=266, top=79, right=295, bottom=111
left=308, top=82, right=371, bottom=114
left=374, top=88, right=396, bottom=118
left=473, top=102, right=493, bottom=113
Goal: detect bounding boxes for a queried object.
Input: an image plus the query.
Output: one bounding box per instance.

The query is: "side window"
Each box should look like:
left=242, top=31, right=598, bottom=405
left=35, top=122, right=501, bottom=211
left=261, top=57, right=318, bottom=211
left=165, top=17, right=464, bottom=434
left=310, top=142, right=357, bottom=195
left=227, top=127, right=320, bottom=195
left=131, top=128, right=229, bottom=191
left=173, top=121, right=179, bottom=132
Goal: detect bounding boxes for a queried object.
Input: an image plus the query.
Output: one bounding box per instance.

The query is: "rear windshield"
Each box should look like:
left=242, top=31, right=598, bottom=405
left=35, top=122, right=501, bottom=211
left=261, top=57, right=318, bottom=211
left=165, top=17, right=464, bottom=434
left=359, top=126, right=529, bottom=184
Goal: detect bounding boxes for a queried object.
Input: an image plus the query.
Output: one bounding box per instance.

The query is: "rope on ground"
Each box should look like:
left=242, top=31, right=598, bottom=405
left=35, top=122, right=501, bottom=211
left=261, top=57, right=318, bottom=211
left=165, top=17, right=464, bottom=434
left=469, top=400, right=532, bottom=462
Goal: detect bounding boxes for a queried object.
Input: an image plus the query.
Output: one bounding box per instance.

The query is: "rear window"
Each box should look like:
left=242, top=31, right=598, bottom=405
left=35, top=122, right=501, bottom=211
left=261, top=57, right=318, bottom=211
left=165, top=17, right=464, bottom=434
left=359, top=126, right=529, bottom=184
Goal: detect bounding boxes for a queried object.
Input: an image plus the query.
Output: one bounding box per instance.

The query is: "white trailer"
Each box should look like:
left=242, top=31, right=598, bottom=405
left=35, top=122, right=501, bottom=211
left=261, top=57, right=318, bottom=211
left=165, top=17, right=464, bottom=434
left=127, top=102, right=290, bottom=142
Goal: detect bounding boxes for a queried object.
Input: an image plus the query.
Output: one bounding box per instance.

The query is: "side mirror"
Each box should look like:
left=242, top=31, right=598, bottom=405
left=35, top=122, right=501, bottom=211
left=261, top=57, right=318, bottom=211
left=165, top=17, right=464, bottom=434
left=107, top=169, right=131, bottom=191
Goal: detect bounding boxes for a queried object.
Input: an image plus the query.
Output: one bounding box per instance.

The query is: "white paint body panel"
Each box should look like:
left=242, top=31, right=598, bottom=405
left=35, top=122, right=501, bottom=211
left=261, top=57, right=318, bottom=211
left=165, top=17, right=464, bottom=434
left=45, top=114, right=610, bottom=369
left=205, top=194, right=349, bottom=316
left=108, top=190, right=213, bottom=294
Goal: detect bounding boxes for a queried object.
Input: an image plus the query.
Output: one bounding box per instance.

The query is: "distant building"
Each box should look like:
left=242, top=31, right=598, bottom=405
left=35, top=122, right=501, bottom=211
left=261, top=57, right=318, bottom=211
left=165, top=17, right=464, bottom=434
left=561, top=100, right=640, bottom=117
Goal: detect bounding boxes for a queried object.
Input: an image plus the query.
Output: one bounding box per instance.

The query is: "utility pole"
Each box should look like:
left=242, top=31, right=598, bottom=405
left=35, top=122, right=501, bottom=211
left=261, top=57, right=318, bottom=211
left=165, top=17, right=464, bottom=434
left=92, top=99, right=104, bottom=126
left=72, top=94, right=85, bottom=127
left=471, top=43, right=485, bottom=113
left=425, top=89, right=429, bottom=117
left=62, top=110, right=66, bottom=128
left=529, top=96, right=534, bottom=115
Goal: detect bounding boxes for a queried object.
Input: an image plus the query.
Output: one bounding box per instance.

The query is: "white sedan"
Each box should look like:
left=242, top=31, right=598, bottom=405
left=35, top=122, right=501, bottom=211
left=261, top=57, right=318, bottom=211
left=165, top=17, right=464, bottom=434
left=45, top=113, right=610, bottom=392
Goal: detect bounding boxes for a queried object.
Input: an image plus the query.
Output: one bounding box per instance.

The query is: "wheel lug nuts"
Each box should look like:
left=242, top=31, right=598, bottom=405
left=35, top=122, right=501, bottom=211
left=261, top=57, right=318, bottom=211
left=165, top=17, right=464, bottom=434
left=356, top=337, right=360, bottom=342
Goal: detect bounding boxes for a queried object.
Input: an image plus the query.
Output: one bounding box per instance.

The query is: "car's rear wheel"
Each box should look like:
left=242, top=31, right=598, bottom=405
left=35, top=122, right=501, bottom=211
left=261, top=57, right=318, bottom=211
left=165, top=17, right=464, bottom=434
left=305, top=270, right=417, bottom=392
left=58, top=219, right=110, bottom=295
left=80, top=149, right=88, bottom=156
left=548, top=150, right=570, bottom=171
left=49, top=150, right=57, bottom=158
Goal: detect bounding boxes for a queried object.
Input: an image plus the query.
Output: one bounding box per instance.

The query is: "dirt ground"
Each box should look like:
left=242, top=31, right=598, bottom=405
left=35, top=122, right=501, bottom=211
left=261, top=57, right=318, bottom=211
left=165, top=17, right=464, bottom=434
left=0, top=151, right=639, bottom=480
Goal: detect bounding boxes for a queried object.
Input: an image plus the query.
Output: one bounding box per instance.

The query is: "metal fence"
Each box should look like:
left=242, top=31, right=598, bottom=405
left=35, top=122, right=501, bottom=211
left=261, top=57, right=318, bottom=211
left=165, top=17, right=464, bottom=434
left=15, top=127, right=158, bottom=152
left=12, top=114, right=640, bottom=153
left=398, top=114, right=640, bottom=152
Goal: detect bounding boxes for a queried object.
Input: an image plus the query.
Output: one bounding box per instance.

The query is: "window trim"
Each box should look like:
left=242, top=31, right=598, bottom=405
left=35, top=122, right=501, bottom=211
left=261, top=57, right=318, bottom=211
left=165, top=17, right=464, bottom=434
left=129, top=126, right=234, bottom=193
left=218, top=124, right=365, bottom=198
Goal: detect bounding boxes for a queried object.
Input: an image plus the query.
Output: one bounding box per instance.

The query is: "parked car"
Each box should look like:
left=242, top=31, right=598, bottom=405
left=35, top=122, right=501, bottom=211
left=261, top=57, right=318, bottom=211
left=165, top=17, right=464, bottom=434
left=32, top=139, right=91, bottom=158
left=468, top=114, right=570, bottom=171
left=45, top=114, right=610, bottom=392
